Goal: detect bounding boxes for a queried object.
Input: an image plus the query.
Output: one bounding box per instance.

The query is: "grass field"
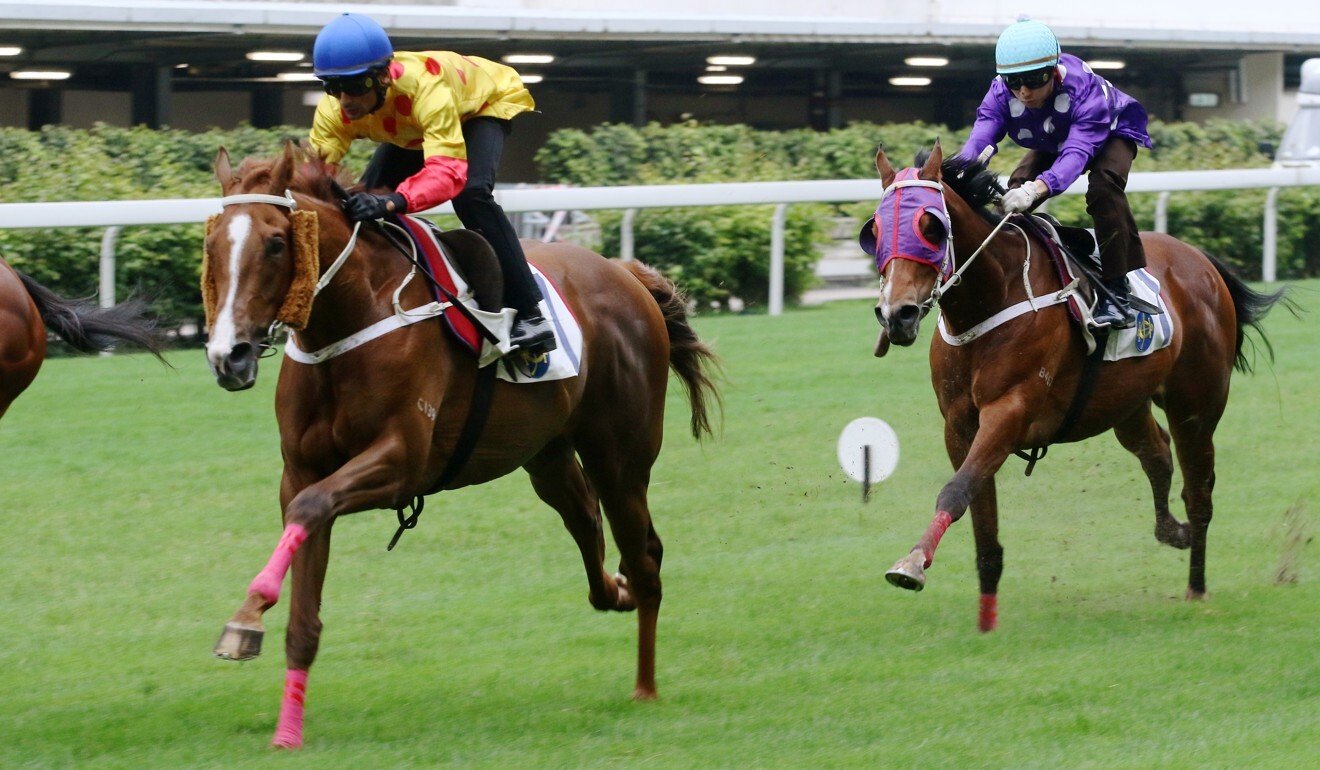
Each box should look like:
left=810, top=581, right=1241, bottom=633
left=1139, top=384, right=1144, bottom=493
left=1, top=280, right=1316, bottom=768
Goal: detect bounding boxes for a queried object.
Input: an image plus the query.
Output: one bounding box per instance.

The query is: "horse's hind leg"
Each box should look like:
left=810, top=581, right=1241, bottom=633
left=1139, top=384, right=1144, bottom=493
left=526, top=438, right=633, bottom=612
left=577, top=445, right=663, bottom=700
left=1113, top=404, right=1191, bottom=549
left=1164, top=381, right=1229, bottom=600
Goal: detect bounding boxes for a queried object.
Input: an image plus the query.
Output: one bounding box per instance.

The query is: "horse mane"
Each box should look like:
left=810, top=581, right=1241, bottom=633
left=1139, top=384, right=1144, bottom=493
left=913, top=149, right=1005, bottom=223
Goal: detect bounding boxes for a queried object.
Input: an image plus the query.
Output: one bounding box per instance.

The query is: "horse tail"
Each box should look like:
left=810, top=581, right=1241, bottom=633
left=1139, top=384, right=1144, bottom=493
left=16, top=271, right=169, bottom=361
left=1200, top=251, right=1297, bottom=374
left=621, top=259, right=723, bottom=439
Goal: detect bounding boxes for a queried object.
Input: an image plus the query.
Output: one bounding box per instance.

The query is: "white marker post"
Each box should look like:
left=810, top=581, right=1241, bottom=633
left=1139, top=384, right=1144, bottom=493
left=837, top=417, right=900, bottom=503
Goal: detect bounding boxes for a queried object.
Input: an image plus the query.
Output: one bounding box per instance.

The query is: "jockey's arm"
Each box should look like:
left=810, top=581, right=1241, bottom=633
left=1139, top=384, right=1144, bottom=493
left=1037, top=87, right=1111, bottom=196
left=958, top=86, right=1009, bottom=162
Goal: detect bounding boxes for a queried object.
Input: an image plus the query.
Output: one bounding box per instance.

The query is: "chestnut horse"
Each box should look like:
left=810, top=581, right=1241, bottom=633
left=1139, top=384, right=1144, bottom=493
left=202, top=144, right=720, bottom=748
left=0, top=256, right=164, bottom=418
left=865, top=143, right=1287, bottom=632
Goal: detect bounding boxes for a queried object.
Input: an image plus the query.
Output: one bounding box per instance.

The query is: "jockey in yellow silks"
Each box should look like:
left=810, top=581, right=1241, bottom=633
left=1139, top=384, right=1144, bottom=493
left=307, top=13, right=553, bottom=353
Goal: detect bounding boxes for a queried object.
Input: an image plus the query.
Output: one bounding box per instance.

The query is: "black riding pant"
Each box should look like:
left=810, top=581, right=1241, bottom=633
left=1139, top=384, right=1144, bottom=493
left=1009, top=136, right=1147, bottom=282
left=360, top=117, right=544, bottom=315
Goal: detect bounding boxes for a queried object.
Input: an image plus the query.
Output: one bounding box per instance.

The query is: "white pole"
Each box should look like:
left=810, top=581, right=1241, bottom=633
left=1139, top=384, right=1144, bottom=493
left=1263, top=187, right=1279, bottom=282
left=99, top=226, right=120, bottom=309
left=769, top=203, right=788, bottom=316
left=1155, top=191, right=1171, bottom=234
left=99, top=226, right=120, bottom=358
left=620, top=208, right=636, bottom=261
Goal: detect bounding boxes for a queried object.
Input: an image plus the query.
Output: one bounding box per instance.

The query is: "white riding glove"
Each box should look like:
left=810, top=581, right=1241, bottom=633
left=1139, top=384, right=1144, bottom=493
left=1001, top=183, right=1044, bottom=214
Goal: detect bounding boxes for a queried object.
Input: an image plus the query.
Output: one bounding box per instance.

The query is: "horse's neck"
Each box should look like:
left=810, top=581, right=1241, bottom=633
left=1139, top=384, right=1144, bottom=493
left=941, top=208, right=1056, bottom=332
left=297, top=221, right=418, bottom=351
left=940, top=209, right=1010, bottom=328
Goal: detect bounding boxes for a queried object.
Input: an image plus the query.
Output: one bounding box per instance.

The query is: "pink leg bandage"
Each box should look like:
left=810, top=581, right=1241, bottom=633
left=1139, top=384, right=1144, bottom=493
left=248, top=524, right=309, bottom=605
left=271, top=668, right=308, bottom=749
left=979, top=593, right=998, bottom=633
left=919, top=510, right=954, bottom=568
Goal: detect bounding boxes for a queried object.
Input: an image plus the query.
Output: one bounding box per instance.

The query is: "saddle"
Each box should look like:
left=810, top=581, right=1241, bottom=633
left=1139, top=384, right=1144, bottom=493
left=1021, top=214, right=1161, bottom=337
left=392, top=215, right=503, bottom=355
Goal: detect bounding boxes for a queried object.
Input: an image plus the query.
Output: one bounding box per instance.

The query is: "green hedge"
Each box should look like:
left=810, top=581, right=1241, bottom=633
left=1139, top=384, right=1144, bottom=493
left=0, top=118, right=1308, bottom=326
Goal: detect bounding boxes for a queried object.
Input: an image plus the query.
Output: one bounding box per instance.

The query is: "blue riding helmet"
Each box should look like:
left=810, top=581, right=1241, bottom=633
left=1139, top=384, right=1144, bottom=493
left=995, top=17, right=1060, bottom=74
left=313, top=13, right=394, bottom=77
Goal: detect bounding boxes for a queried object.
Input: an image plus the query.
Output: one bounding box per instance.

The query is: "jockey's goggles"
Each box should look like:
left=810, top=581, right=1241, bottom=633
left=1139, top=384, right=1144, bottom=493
left=321, top=72, right=381, bottom=98
left=1001, top=67, right=1054, bottom=91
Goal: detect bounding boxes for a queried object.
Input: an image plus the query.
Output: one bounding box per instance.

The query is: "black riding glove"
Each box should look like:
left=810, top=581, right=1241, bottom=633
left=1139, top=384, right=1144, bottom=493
left=344, top=192, right=407, bottom=222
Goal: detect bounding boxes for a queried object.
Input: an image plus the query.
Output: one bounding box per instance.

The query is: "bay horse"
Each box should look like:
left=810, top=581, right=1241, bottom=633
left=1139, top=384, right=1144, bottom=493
left=202, top=143, right=721, bottom=749
left=0, top=256, right=165, bottom=419
left=864, top=142, right=1287, bottom=632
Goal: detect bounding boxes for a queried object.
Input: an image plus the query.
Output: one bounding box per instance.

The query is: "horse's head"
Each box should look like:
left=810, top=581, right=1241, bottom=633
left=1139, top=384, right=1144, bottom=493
left=202, top=142, right=322, bottom=391
left=860, top=141, right=952, bottom=351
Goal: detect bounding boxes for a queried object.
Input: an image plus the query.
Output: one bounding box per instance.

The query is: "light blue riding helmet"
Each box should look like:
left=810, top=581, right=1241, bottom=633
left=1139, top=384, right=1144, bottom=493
left=312, top=13, right=394, bottom=77
left=994, top=17, right=1060, bottom=74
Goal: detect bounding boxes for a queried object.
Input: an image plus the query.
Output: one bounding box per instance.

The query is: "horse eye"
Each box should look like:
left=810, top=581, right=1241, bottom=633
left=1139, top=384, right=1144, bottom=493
left=264, top=235, right=286, bottom=258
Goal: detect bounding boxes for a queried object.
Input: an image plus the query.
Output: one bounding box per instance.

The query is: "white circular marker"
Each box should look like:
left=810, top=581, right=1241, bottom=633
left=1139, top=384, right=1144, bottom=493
left=837, top=417, right=900, bottom=484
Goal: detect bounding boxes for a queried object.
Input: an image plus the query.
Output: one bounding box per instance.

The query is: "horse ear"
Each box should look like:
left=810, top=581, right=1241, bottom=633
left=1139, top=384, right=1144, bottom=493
left=875, top=148, right=896, bottom=188
left=270, top=141, right=296, bottom=192
left=920, top=140, right=943, bottom=181
left=214, top=147, right=233, bottom=190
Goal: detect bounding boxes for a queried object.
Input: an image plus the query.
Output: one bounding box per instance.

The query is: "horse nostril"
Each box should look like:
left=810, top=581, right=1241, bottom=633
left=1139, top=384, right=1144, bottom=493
left=228, top=342, right=254, bottom=367
left=896, top=304, right=921, bottom=325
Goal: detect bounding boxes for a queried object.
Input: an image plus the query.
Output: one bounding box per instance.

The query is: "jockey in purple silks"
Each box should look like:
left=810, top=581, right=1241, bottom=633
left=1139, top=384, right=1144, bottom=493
left=959, top=17, right=1154, bottom=329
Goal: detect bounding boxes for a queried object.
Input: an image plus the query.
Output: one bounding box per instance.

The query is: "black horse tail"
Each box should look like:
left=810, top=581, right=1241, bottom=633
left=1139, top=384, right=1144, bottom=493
left=621, top=259, right=723, bottom=439
left=1201, top=251, right=1297, bottom=374
left=17, top=271, right=169, bottom=361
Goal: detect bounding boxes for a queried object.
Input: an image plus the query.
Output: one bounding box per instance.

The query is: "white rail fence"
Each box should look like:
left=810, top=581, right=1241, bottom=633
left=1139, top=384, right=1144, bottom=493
left=1, top=166, right=1317, bottom=316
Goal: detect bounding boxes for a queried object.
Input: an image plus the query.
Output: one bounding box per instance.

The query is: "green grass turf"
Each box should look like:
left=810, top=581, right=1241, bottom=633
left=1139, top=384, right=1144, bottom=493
left=1, top=280, right=1316, bottom=768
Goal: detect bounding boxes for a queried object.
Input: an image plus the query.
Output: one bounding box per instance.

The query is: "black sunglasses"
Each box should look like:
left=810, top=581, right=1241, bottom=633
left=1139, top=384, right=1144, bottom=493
left=1001, top=68, right=1055, bottom=91
left=321, top=73, right=378, bottom=98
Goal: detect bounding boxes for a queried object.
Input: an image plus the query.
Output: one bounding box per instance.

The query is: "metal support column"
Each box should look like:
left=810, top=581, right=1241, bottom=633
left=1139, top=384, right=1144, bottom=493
left=131, top=64, right=172, bottom=128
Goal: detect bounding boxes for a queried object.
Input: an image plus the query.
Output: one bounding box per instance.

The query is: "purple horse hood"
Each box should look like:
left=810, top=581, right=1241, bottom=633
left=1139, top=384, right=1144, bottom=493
left=859, top=168, right=953, bottom=280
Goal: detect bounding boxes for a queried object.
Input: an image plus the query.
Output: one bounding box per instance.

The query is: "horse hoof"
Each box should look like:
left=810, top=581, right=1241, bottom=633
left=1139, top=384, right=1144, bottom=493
left=613, top=572, right=637, bottom=612
left=885, top=551, right=927, bottom=592
left=214, top=622, right=264, bottom=661
left=631, top=686, right=658, bottom=701
left=1185, top=588, right=1207, bottom=601
left=1155, top=520, right=1192, bottom=550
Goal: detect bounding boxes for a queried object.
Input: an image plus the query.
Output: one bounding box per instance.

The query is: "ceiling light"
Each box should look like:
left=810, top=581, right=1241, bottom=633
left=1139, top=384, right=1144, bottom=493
left=247, top=51, right=305, bottom=63
left=698, top=74, right=744, bottom=85
left=503, top=54, right=555, bottom=65
left=905, top=57, right=949, bottom=67
left=706, top=55, right=756, bottom=66
left=10, top=70, right=71, bottom=80
left=277, top=72, right=320, bottom=82
left=0, top=46, right=22, bottom=57
left=889, top=76, right=931, bottom=87
left=1088, top=60, right=1125, bottom=70
left=520, top=74, right=544, bottom=84
left=706, top=65, right=728, bottom=72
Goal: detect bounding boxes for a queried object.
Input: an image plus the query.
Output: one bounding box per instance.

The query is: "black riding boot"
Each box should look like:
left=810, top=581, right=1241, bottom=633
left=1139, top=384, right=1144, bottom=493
left=1090, top=276, right=1137, bottom=330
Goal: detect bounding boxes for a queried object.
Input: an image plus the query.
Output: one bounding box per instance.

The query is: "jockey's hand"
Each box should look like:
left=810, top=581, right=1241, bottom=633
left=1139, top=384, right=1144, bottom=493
left=1001, top=181, right=1046, bottom=214
left=344, top=192, right=407, bottom=222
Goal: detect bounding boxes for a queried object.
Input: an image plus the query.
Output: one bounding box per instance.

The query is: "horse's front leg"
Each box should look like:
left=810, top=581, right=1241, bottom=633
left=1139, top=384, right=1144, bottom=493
left=886, top=403, right=1021, bottom=596
left=213, top=438, right=417, bottom=749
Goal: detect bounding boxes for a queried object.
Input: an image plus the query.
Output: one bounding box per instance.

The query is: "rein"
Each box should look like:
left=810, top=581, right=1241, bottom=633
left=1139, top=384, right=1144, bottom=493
left=918, top=208, right=1014, bottom=314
